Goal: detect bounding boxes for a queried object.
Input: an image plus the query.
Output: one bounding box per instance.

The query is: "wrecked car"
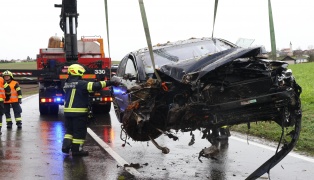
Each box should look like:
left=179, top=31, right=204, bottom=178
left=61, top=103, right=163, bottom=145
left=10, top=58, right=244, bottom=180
left=111, top=37, right=302, bottom=179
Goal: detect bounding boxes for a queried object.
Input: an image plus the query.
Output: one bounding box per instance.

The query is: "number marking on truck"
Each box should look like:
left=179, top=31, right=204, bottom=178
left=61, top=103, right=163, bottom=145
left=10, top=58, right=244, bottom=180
left=94, top=70, right=106, bottom=74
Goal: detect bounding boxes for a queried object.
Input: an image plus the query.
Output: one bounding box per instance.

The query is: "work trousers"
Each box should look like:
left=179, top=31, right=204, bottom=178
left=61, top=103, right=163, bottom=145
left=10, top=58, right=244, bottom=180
left=0, top=102, right=4, bottom=127
left=64, top=115, right=88, bottom=142
left=4, top=102, right=22, bottom=125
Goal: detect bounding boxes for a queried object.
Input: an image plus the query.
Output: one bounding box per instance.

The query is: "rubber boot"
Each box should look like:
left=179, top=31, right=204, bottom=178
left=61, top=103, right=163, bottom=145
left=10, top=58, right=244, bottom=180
left=16, top=122, right=22, bottom=129
left=62, top=138, right=72, bottom=154
left=71, top=144, right=89, bottom=156
left=7, top=122, right=12, bottom=129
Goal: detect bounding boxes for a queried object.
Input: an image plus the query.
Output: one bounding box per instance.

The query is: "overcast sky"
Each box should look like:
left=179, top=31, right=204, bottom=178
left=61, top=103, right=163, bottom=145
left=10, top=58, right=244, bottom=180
left=0, top=0, right=313, bottom=60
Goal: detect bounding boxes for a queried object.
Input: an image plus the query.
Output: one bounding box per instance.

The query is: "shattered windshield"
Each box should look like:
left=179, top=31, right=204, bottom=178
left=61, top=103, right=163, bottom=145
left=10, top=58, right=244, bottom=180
left=139, top=39, right=235, bottom=71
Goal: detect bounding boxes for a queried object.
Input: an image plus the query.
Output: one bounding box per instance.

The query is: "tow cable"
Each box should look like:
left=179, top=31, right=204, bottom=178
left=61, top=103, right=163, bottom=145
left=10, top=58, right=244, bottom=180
left=103, top=0, right=112, bottom=74
left=138, top=0, right=161, bottom=82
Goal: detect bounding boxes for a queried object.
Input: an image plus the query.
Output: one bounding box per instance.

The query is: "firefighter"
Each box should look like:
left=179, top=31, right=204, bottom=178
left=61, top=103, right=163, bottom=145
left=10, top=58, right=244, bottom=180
left=2, top=70, right=22, bottom=129
left=62, top=64, right=119, bottom=156
left=0, top=75, right=11, bottom=135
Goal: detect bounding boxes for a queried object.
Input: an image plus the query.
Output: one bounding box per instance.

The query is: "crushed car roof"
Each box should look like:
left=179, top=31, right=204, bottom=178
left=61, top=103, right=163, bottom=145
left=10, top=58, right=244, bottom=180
left=159, top=46, right=264, bottom=83
left=131, top=37, right=274, bottom=83
left=132, top=37, right=236, bottom=73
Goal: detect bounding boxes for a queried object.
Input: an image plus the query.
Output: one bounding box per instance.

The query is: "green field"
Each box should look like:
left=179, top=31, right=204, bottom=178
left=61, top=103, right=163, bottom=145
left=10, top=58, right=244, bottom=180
left=0, top=61, right=36, bottom=69
left=112, top=60, right=121, bottom=65
left=231, top=62, right=314, bottom=156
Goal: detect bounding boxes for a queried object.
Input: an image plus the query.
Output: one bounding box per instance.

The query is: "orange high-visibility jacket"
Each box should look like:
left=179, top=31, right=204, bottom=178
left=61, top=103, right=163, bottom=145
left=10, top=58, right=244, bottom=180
left=0, top=77, right=11, bottom=102
left=4, top=80, right=22, bottom=103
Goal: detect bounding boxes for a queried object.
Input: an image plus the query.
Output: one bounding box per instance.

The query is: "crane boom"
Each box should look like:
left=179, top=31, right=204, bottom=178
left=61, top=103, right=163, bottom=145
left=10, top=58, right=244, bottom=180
left=55, top=0, right=79, bottom=61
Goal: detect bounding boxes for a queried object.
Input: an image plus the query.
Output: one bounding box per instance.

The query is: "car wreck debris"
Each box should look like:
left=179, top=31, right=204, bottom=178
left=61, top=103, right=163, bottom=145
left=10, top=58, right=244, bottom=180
left=111, top=37, right=302, bottom=179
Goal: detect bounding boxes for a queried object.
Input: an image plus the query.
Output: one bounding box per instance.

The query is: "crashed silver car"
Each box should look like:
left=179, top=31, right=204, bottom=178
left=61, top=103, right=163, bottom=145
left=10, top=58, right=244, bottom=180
left=111, top=37, right=302, bottom=179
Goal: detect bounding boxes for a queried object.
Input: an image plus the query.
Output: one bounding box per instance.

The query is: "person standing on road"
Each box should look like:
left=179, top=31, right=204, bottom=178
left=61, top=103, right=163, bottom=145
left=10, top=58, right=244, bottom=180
left=0, top=75, right=11, bottom=135
left=2, top=70, right=22, bottom=129
left=62, top=64, right=119, bottom=156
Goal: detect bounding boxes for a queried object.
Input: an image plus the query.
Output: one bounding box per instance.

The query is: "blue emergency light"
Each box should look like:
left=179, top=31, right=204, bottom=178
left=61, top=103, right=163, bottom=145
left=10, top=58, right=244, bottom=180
left=54, top=97, right=62, bottom=102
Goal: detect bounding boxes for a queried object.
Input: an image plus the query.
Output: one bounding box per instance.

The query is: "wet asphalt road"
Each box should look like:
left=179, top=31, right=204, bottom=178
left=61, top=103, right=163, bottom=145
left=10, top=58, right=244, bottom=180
left=1, top=94, right=314, bottom=180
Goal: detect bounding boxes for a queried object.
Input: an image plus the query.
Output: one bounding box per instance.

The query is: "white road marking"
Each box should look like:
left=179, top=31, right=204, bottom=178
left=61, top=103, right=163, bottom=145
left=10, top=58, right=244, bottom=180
left=23, top=94, right=141, bottom=175
left=23, top=94, right=38, bottom=100
left=231, top=136, right=314, bottom=163
left=87, top=128, right=141, bottom=176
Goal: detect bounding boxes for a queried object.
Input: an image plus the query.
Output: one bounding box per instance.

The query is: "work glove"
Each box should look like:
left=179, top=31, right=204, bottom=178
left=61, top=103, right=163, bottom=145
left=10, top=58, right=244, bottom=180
left=87, top=106, right=95, bottom=124
left=105, top=80, right=120, bottom=87
left=18, top=98, right=22, bottom=104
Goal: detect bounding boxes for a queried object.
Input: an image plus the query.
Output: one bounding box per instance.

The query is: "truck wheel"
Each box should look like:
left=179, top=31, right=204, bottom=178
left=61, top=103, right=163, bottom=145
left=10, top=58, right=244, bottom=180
left=50, top=105, right=59, bottom=115
left=93, top=103, right=111, bottom=114
left=103, top=103, right=111, bottom=113
left=39, top=104, right=49, bottom=115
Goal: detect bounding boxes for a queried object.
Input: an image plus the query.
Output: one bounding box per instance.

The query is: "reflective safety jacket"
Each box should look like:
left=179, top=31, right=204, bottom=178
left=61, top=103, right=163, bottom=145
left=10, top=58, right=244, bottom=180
left=0, top=77, right=11, bottom=102
left=4, top=80, right=22, bottom=103
left=63, top=75, right=107, bottom=117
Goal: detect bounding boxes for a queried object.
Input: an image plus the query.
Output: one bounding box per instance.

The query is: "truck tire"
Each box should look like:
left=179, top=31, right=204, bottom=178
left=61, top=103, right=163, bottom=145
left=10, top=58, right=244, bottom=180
left=103, top=103, right=111, bottom=113
left=39, top=104, right=49, bottom=115
left=93, top=103, right=111, bottom=114
left=39, top=104, right=59, bottom=115
left=50, top=105, right=59, bottom=115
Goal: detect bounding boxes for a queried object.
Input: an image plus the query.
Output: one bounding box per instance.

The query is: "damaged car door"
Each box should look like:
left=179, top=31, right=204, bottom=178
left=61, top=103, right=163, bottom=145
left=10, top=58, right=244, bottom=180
left=112, top=55, right=139, bottom=122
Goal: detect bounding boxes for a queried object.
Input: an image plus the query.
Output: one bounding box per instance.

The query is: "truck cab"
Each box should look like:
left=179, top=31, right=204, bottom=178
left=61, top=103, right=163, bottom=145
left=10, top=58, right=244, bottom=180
left=37, top=36, right=112, bottom=115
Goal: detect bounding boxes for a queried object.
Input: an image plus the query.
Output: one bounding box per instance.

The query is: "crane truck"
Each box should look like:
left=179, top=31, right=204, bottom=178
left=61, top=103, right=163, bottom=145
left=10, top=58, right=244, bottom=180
left=0, top=0, right=112, bottom=115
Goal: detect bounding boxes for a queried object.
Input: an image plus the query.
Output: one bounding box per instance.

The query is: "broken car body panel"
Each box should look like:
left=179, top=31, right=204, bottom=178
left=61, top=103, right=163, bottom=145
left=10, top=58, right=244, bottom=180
left=159, top=46, right=262, bottom=83
left=111, top=37, right=302, bottom=179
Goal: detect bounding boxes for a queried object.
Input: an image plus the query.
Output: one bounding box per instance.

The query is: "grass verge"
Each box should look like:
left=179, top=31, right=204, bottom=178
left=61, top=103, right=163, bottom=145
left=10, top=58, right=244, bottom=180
left=231, top=62, right=314, bottom=156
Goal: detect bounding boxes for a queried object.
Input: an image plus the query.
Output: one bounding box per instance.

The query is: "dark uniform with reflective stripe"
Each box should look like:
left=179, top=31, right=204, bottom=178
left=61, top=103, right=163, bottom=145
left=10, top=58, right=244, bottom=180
left=4, top=80, right=23, bottom=128
left=62, top=75, right=106, bottom=155
left=0, top=77, right=11, bottom=134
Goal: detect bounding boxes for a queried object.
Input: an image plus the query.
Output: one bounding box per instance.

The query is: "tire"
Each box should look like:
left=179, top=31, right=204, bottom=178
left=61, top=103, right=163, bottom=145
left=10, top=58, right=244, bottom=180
left=123, top=109, right=162, bottom=141
left=123, top=108, right=165, bottom=141
left=93, top=103, right=111, bottom=114
left=39, top=104, right=59, bottom=115
left=50, top=105, right=59, bottom=115
left=103, top=104, right=111, bottom=113
left=39, top=104, right=49, bottom=115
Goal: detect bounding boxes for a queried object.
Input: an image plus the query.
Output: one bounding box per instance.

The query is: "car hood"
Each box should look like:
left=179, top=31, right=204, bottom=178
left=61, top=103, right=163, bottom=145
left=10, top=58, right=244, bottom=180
left=158, top=46, right=262, bottom=83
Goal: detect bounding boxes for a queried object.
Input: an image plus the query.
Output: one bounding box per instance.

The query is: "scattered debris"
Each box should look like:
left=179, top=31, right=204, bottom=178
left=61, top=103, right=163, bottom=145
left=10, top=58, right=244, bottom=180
left=198, top=145, right=219, bottom=162
left=124, top=163, right=142, bottom=169
left=143, top=163, right=149, bottom=166
left=188, top=131, right=195, bottom=146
